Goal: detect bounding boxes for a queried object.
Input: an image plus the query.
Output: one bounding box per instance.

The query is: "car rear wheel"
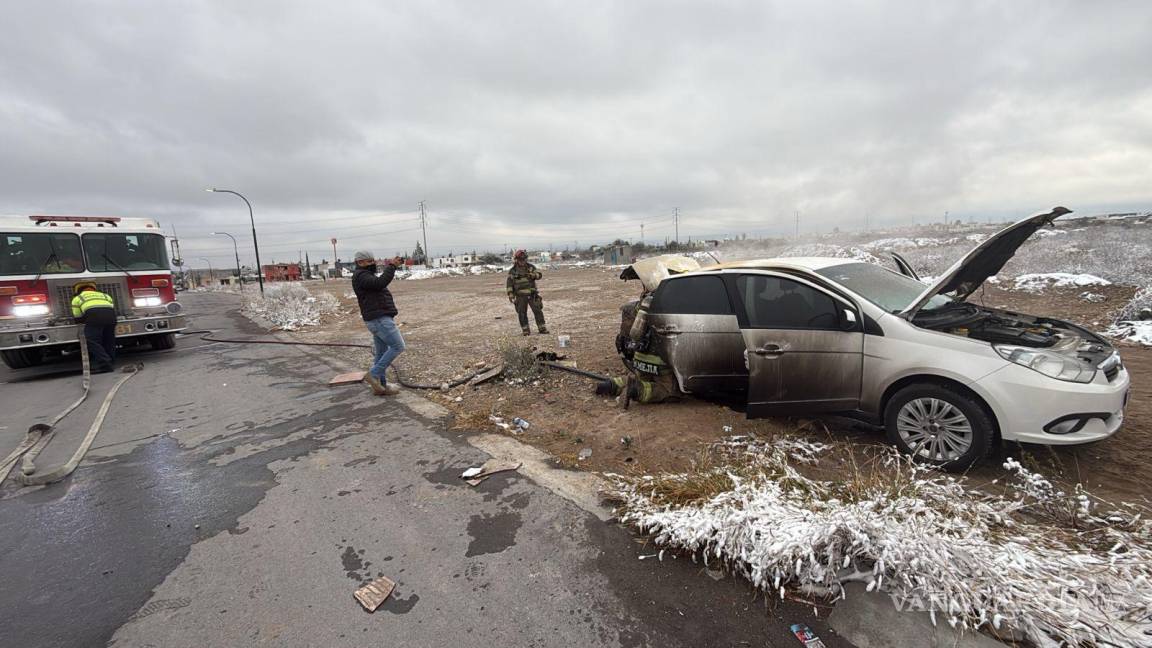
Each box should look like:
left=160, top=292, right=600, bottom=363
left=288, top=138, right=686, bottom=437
left=148, top=333, right=176, bottom=350
left=1, top=348, right=44, bottom=369
left=884, top=384, right=994, bottom=471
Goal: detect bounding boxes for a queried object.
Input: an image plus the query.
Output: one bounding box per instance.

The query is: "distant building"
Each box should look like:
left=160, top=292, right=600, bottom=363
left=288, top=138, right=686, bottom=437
left=602, top=244, right=632, bottom=265
left=433, top=253, right=476, bottom=268
left=263, top=263, right=303, bottom=282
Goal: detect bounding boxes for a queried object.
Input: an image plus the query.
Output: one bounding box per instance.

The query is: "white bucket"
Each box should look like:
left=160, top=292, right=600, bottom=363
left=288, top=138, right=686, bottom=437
left=557, top=334, right=571, bottom=348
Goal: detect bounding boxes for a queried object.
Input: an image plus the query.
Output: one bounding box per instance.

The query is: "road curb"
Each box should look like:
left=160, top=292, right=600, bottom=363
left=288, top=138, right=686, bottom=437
left=827, top=582, right=1009, bottom=648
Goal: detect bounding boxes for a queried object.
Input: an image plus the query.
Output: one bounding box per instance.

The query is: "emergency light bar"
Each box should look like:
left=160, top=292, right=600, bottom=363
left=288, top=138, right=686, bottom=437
left=30, top=215, right=122, bottom=227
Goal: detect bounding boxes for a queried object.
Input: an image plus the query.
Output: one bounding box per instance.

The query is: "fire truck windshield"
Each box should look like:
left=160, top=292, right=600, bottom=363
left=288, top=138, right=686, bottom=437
left=0, top=232, right=85, bottom=276
left=84, top=233, right=169, bottom=272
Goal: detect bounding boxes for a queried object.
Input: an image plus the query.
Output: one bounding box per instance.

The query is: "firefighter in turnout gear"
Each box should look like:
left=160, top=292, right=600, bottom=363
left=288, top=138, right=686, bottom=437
left=506, top=249, right=548, bottom=336
left=597, top=290, right=679, bottom=404
left=71, top=281, right=118, bottom=373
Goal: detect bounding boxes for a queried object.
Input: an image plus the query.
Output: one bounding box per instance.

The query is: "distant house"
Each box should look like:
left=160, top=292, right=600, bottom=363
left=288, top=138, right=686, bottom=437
left=602, top=244, right=632, bottom=265
left=433, top=253, right=476, bottom=268
left=263, top=263, right=303, bottom=282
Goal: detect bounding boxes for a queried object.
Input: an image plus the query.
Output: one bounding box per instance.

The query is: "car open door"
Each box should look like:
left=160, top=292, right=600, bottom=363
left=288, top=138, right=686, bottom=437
left=645, top=273, right=747, bottom=394
left=733, top=272, right=864, bottom=416
left=890, top=252, right=920, bottom=281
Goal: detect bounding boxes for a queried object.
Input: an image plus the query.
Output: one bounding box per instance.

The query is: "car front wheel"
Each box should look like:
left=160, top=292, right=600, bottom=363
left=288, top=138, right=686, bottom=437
left=884, top=383, right=994, bottom=471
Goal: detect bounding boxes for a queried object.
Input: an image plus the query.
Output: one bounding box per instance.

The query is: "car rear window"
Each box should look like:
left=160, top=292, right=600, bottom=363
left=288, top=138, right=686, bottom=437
left=650, top=275, right=733, bottom=314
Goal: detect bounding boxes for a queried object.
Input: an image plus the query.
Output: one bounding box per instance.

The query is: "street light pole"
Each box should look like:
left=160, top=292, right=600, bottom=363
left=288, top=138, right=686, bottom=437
left=207, top=188, right=264, bottom=295
left=211, top=231, right=243, bottom=290
left=199, top=257, right=214, bottom=288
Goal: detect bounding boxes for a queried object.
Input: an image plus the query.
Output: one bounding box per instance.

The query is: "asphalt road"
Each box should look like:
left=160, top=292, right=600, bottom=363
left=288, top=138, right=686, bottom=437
left=0, top=291, right=853, bottom=648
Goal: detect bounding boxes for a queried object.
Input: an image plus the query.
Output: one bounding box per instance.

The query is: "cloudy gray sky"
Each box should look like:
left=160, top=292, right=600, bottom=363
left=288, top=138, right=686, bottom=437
left=2, top=0, right=1150, bottom=266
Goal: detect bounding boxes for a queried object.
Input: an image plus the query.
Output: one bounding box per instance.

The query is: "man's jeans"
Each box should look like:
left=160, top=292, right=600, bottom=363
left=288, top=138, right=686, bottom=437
left=365, top=315, right=405, bottom=383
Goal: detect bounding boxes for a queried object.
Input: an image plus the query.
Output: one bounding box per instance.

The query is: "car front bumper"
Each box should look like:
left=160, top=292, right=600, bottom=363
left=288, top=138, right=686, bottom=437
left=974, top=362, right=1130, bottom=445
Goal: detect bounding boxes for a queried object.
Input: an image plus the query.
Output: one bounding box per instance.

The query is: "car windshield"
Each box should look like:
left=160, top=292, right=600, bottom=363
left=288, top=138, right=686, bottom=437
left=0, top=232, right=85, bottom=276
left=816, top=262, right=953, bottom=312
left=83, top=233, right=169, bottom=271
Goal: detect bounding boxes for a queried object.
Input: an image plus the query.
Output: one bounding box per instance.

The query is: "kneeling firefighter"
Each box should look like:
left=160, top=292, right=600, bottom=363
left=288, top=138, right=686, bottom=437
left=596, top=290, right=679, bottom=405
left=71, top=281, right=118, bottom=373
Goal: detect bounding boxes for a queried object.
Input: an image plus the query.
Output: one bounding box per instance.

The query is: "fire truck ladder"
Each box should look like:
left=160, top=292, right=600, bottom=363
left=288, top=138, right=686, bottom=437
left=0, top=335, right=140, bottom=487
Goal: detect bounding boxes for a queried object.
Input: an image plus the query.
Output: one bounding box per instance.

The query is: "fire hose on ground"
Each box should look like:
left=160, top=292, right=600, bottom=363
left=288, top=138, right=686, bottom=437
left=194, top=331, right=611, bottom=387
left=0, top=334, right=141, bottom=488
left=1, top=330, right=608, bottom=489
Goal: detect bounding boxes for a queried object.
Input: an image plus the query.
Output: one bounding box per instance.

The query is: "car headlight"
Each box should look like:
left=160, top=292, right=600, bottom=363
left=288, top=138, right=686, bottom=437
left=994, top=344, right=1096, bottom=383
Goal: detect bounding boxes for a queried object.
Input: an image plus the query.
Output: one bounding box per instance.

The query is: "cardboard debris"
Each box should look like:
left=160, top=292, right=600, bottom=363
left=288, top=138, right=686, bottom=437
left=471, top=363, right=505, bottom=385
left=461, top=459, right=522, bottom=486
left=329, top=371, right=367, bottom=386
left=354, top=575, right=396, bottom=612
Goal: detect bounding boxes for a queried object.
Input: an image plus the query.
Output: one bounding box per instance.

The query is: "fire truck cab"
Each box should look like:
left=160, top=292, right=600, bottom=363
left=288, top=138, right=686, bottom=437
left=0, top=215, right=187, bottom=369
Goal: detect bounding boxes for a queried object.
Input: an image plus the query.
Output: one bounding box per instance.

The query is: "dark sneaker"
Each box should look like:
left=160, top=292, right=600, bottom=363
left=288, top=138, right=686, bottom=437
left=537, top=326, right=549, bottom=334
left=364, top=373, right=387, bottom=395
left=521, top=329, right=531, bottom=336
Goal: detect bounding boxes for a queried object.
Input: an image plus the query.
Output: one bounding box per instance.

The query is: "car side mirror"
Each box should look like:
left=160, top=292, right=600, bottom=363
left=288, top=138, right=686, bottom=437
left=841, top=309, right=858, bottom=331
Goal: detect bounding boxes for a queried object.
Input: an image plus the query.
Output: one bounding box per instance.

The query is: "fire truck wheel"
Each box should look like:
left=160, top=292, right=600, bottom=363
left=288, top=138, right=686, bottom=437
left=1, top=348, right=44, bottom=369
left=149, top=333, right=177, bottom=350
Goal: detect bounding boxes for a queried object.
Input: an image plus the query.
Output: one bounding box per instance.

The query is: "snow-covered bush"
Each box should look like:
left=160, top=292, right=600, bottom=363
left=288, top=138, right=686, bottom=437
left=611, top=437, right=1152, bottom=648
left=242, top=283, right=341, bottom=330
left=1106, top=287, right=1152, bottom=346
left=1013, top=273, right=1110, bottom=292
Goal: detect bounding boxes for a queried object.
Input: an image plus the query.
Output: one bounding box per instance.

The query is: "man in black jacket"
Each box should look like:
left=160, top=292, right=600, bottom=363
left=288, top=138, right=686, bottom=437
left=352, top=251, right=405, bottom=396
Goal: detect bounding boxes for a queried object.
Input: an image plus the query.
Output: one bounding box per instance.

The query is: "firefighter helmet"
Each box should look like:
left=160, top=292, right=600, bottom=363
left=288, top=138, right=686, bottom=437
left=73, top=280, right=98, bottom=295
left=514, top=249, right=527, bottom=260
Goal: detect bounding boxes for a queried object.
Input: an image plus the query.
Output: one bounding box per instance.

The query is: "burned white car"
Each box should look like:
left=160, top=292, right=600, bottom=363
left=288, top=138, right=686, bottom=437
left=618, top=207, right=1129, bottom=469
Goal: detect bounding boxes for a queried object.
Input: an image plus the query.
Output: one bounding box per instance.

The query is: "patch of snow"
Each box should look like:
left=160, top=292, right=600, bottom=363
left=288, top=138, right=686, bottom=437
left=862, top=237, right=946, bottom=250
left=1080, top=291, right=1106, bottom=303
left=243, top=283, right=341, bottom=330
left=778, top=243, right=880, bottom=265
left=1013, top=273, right=1111, bottom=292
left=613, top=444, right=1152, bottom=648
left=1032, top=228, right=1067, bottom=238
left=400, top=264, right=506, bottom=280
left=1106, top=321, right=1152, bottom=346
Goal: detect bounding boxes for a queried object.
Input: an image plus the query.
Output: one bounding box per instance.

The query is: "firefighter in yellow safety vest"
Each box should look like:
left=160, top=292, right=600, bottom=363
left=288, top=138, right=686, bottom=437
left=71, top=281, right=118, bottom=373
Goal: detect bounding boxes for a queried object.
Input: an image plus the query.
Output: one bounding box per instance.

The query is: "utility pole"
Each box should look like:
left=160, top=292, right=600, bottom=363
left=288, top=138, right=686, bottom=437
left=795, top=210, right=800, bottom=238
left=641, top=222, right=644, bottom=244
left=944, top=210, right=949, bottom=228
left=419, top=200, right=429, bottom=267
left=674, top=207, right=679, bottom=244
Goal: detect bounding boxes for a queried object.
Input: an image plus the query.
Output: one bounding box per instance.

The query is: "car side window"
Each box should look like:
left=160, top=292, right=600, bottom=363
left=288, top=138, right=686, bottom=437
left=650, top=275, right=733, bottom=314
left=736, top=275, right=842, bottom=329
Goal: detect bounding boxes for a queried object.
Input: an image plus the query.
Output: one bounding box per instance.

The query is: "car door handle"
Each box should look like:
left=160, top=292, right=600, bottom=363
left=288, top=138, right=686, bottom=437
left=752, top=344, right=784, bottom=356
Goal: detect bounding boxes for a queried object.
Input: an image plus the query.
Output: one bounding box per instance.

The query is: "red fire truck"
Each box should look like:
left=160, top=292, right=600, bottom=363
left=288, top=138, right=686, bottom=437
left=0, top=215, right=187, bottom=369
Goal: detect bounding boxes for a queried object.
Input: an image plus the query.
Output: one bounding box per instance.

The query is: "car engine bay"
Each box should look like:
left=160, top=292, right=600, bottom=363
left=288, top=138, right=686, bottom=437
left=913, top=302, right=1116, bottom=368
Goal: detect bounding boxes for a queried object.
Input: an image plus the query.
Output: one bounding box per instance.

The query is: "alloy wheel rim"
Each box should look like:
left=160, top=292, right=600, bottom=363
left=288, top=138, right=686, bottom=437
left=896, top=397, right=973, bottom=462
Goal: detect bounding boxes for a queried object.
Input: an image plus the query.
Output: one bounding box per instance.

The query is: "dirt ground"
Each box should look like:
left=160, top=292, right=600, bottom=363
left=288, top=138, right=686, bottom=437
left=293, top=268, right=1150, bottom=506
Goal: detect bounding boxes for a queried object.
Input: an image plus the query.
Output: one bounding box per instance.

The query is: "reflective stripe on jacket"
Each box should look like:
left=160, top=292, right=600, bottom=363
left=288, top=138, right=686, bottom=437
left=506, top=263, right=542, bottom=297
left=71, top=290, right=116, bottom=318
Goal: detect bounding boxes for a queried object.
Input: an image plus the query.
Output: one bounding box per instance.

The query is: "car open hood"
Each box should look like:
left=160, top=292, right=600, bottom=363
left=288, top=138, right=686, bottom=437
left=619, top=254, right=701, bottom=291
left=899, top=206, right=1071, bottom=319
